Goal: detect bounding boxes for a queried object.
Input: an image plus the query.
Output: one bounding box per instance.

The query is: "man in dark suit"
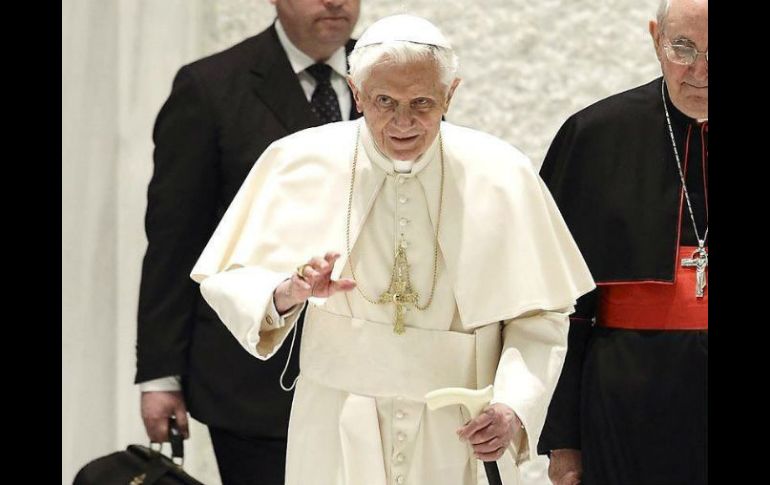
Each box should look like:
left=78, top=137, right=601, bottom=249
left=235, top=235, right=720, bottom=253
left=135, top=1, right=360, bottom=484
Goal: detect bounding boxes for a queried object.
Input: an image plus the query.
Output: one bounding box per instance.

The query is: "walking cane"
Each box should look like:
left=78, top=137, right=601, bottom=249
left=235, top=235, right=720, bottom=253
left=425, top=385, right=504, bottom=485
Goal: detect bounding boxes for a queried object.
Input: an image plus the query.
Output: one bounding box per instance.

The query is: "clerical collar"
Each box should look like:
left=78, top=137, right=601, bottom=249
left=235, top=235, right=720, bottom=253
left=393, top=160, right=414, bottom=173
left=274, top=19, right=348, bottom=79
left=359, top=119, right=440, bottom=177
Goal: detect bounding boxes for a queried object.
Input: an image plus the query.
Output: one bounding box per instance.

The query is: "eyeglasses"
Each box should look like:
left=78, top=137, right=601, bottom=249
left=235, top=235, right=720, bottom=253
left=662, top=39, right=708, bottom=65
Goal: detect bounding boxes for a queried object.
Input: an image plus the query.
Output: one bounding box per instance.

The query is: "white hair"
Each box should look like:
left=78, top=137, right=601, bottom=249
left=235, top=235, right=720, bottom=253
left=657, top=0, right=671, bottom=28
left=348, top=41, right=459, bottom=93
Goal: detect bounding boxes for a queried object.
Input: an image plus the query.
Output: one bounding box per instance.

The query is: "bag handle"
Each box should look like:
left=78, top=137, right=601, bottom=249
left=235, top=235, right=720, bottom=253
left=168, top=416, right=184, bottom=465
left=148, top=416, right=185, bottom=466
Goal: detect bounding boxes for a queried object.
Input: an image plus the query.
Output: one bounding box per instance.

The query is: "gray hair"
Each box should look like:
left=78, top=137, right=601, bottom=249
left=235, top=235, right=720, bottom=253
left=348, top=41, right=459, bottom=93
left=656, top=0, right=671, bottom=28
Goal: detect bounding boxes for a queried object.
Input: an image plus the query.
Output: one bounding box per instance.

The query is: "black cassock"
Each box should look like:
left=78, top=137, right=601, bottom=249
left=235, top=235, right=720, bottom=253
left=537, top=77, right=708, bottom=485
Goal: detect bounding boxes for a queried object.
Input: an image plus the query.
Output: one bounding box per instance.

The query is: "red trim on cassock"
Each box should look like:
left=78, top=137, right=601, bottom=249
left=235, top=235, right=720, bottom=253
left=701, top=121, right=708, bottom=219
left=596, top=279, right=673, bottom=286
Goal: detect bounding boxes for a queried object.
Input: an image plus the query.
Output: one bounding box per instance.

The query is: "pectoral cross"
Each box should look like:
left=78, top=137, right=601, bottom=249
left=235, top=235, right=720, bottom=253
left=681, top=245, right=708, bottom=298
left=378, top=242, right=419, bottom=334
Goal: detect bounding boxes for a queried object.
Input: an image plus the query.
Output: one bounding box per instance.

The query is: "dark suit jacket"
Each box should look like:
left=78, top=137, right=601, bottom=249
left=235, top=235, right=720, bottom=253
left=136, top=24, right=359, bottom=438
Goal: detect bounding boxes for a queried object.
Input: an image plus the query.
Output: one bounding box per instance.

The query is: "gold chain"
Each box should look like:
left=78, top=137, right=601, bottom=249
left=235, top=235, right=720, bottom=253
left=345, top=124, right=444, bottom=310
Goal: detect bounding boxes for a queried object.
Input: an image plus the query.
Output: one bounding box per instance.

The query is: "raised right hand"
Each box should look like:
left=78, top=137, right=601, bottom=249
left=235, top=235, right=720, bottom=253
left=273, top=252, right=356, bottom=314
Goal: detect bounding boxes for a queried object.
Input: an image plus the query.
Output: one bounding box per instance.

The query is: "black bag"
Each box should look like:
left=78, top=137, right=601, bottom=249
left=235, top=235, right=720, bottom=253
left=73, top=418, right=205, bottom=485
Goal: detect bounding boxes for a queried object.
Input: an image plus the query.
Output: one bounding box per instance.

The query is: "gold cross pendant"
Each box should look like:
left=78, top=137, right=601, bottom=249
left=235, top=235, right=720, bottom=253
left=378, top=244, right=419, bottom=334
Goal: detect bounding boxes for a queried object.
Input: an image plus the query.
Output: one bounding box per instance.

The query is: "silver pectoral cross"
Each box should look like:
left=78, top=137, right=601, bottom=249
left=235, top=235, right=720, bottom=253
left=681, top=245, right=708, bottom=298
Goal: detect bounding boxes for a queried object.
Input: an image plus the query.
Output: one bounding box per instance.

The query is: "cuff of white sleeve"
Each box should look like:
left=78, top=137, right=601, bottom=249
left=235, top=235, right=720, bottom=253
left=139, top=376, right=182, bottom=392
left=246, top=296, right=306, bottom=360
left=266, top=295, right=304, bottom=329
left=510, top=420, right=530, bottom=465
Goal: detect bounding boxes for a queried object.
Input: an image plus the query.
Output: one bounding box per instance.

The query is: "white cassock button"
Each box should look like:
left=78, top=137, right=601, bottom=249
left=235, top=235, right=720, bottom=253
left=395, top=395, right=404, bottom=401
left=396, top=410, right=405, bottom=419
left=397, top=432, right=406, bottom=442
left=266, top=315, right=274, bottom=326
left=395, top=453, right=405, bottom=463
left=396, top=476, right=405, bottom=484
left=398, top=178, right=406, bottom=185
left=399, top=218, right=408, bottom=227
left=399, top=196, right=407, bottom=204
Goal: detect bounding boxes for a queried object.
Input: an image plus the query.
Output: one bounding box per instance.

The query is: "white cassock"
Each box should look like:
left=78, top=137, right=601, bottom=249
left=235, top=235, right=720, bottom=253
left=191, top=118, right=595, bottom=485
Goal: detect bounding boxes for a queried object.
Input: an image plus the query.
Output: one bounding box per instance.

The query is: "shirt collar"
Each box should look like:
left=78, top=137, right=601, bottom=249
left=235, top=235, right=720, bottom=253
left=275, top=19, right=348, bottom=78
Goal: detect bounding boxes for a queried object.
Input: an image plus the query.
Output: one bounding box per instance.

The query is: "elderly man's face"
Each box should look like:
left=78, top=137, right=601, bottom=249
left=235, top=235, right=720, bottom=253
left=349, top=59, right=459, bottom=161
left=650, top=0, right=708, bottom=119
left=271, top=0, right=359, bottom=53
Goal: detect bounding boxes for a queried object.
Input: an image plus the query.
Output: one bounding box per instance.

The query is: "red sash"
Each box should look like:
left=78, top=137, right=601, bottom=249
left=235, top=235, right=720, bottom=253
left=598, top=246, right=708, bottom=330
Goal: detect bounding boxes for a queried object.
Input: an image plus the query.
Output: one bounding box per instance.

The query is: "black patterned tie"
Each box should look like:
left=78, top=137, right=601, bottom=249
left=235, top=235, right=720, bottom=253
left=306, top=63, right=342, bottom=124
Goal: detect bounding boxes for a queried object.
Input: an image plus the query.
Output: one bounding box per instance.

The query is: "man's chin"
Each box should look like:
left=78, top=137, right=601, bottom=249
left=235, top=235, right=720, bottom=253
left=315, top=20, right=352, bottom=39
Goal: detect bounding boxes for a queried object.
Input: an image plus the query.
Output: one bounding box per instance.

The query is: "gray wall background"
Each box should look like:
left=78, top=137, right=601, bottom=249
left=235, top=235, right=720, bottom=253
left=62, top=1, right=661, bottom=483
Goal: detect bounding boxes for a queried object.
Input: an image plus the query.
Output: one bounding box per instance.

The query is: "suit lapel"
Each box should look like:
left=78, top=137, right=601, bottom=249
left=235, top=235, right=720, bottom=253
left=249, top=25, right=318, bottom=133
left=249, top=26, right=361, bottom=131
